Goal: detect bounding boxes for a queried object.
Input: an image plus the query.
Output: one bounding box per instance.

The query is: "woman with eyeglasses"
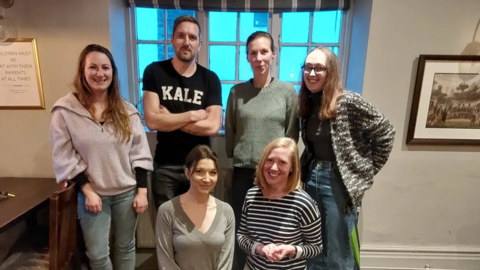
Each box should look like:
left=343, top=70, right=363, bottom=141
left=298, top=47, right=395, bottom=270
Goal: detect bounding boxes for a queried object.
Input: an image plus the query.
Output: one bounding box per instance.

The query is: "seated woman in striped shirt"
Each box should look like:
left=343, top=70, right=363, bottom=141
left=237, top=137, right=322, bottom=270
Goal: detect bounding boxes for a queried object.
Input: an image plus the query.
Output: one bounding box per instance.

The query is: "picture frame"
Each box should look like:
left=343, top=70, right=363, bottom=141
left=407, top=54, right=480, bottom=145
left=0, top=38, right=45, bottom=109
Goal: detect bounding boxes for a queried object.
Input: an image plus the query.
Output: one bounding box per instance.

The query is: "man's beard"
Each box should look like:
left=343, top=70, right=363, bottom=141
left=176, top=49, right=196, bottom=63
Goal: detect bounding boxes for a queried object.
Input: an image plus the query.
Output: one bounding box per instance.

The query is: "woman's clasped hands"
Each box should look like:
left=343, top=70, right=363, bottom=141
left=255, top=243, right=297, bottom=262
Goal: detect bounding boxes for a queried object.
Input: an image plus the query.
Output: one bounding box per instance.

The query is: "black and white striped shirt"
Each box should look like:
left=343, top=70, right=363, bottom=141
left=237, top=187, right=322, bottom=270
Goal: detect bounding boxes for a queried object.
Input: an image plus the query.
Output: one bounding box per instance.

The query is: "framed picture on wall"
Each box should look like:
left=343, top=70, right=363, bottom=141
left=0, top=38, right=45, bottom=110
left=407, top=54, right=480, bottom=145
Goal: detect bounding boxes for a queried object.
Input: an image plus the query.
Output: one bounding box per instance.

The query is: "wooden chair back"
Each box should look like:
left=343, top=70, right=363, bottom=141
left=49, top=183, right=77, bottom=270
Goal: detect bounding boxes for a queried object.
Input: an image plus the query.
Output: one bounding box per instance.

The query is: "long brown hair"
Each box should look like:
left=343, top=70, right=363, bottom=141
left=73, top=44, right=132, bottom=142
left=298, top=46, right=343, bottom=120
left=254, top=137, right=301, bottom=194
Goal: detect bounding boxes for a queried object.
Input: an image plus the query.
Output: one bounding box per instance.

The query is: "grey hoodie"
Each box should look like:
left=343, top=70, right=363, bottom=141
left=50, top=92, right=153, bottom=196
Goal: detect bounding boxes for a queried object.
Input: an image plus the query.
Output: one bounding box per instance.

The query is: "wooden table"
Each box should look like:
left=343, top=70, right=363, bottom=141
left=0, top=177, right=60, bottom=232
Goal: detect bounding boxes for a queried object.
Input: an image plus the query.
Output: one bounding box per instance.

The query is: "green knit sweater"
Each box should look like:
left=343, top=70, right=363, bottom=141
left=225, top=78, right=299, bottom=169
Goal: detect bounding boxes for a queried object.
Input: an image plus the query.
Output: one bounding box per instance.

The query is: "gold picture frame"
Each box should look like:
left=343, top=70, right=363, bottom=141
left=0, top=38, right=45, bottom=109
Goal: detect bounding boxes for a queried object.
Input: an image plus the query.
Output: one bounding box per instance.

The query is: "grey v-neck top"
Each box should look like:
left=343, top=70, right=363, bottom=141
left=156, top=196, right=235, bottom=270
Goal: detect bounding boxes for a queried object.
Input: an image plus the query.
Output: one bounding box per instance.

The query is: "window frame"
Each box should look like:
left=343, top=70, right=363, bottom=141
left=127, top=8, right=352, bottom=113
left=127, top=8, right=199, bottom=107
left=204, top=11, right=273, bottom=87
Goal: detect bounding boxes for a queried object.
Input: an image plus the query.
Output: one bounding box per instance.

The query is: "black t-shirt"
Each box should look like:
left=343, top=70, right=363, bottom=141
left=142, top=59, right=222, bottom=165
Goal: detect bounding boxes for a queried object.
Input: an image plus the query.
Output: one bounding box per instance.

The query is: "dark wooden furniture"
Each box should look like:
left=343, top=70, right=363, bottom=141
left=0, top=177, right=60, bottom=269
left=0, top=177, right=60, bottom=232
left=49, top=183, right=79, bottom=270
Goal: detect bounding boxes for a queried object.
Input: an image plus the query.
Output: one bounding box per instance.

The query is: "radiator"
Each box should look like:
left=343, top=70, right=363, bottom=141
left=136, top=168, right=233, bottom=248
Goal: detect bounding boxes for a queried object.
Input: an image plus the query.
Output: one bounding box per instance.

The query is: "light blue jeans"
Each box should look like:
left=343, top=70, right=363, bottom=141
left=78, top=188, right=138, bottom=270
left=305, top=161, right=358, bottom=270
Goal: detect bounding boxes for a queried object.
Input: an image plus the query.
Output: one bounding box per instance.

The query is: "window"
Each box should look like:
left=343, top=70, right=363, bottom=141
left=132, top=8, right=196, bottom=113
left=278, top=11, right=343, bottom=93
left=130, top=8, right=348, bottom=127
left=206, top=12, right=271, bottom=114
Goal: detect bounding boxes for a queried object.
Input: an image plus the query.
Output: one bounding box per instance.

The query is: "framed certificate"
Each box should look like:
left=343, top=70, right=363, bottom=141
left=0, top=38, right=45, bottom=109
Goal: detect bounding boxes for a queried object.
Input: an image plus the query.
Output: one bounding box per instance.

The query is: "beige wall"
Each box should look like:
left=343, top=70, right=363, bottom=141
left=0, top=0, right=127, bottom=177
left=357, top=0, right=480, bottom=268
left=0, top=0, right=109, bottom=177
left=2, top=0, right=480, bottom=268
left=363, top=0, right=480, bottom=245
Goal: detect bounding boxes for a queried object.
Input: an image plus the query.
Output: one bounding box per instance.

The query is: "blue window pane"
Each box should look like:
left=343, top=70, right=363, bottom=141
left=136, top=8, right=164, bottom=41
left=329, top=46, right=339, bottom=56
left=209, top=12, right=237, bottom=42
left=209, top=45, right=236, bottom=81
left=281, top=12, right=310, bottom=43
left=312, top=11, right=342, bottom=44
left=166, top=9, right=196, bottom=40
left=138, top=82, right=144, bottom=115
left=279, top=46, right=308, bottom=82
left=221, top=83, right=234, bottom=130
left=310, top=46, right=339, bottom=56
left=221, top=83, right=235, bottom=112
left=138, top=44, right=165, bottom=79
left=239, top=12, right=269, bottom=42
left=293, top=84, right=301, bottom=95
left=168, top=44, right=175, bottom=59
left=239, top=45, right=253, bottom=81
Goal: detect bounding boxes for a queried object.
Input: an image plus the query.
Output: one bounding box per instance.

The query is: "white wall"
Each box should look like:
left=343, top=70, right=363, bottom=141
left=357, top=0, right=480, bottom=269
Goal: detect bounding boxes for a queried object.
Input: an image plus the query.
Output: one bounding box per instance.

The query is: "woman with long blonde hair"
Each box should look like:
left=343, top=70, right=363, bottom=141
left=237, top=137, right=322, bottom=270
left=299, top=46, right=395, bottom=269
left=50, top=44, right=153, bottom=270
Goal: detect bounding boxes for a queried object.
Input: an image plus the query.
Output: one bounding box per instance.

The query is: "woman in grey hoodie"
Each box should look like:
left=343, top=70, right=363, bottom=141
left=50, top=44, right=153, bottom=270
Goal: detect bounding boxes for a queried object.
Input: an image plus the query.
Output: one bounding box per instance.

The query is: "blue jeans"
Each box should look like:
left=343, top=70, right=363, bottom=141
left=305, top=161, right=358, bottom=270
left=78, top=188, right=138, bottom=270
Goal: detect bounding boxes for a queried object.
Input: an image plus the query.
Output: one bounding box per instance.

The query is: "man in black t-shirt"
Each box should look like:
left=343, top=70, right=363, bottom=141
left=142, top=15, right=222, bottom=209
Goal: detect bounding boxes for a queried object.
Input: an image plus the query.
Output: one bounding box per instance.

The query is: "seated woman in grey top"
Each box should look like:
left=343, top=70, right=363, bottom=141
left=155, top=145, right=235, bottom=270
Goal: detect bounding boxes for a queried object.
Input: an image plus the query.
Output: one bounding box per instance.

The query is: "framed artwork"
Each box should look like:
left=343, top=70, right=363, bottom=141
left=407, top=54, right=480, bottom=145
left=0, top=38, right=45, bottom=109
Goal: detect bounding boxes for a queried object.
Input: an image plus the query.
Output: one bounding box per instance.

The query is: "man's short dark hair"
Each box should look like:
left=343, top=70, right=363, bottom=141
left=173, top=15, right=202, bottom=38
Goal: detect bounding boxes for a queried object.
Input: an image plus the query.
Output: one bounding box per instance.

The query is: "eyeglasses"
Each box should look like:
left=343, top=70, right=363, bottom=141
left=302, top=65, right=327, bottom=75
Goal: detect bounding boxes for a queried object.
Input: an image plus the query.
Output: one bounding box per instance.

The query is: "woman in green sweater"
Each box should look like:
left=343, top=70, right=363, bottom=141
left=224, top=31, right=299, bottom=269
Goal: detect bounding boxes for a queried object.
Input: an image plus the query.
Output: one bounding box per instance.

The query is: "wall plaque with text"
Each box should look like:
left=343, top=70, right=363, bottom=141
left=0, top=38, right=45, bottom=109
